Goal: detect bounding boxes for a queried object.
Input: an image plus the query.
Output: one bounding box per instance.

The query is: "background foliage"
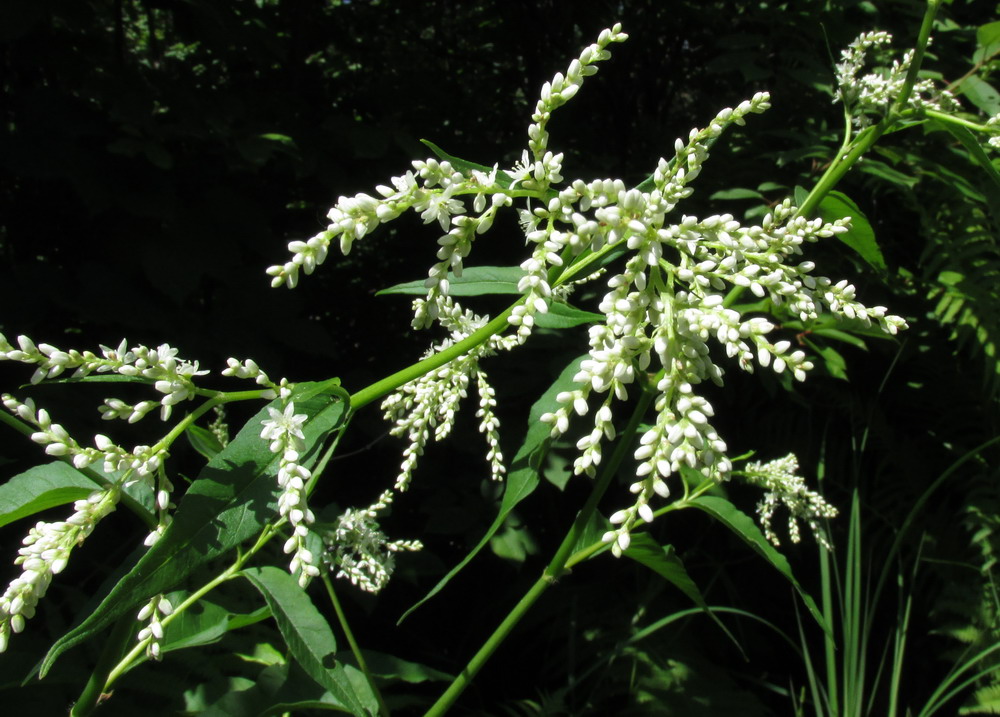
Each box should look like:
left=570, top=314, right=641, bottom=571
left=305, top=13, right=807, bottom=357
left=1, top=0, right=999, bottom=713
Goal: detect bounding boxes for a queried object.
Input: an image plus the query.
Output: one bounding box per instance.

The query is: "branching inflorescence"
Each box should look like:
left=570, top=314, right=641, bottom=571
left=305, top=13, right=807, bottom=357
left=269, top=24, right=907, bottom=557
left=5, top=21, right=958, bottom=661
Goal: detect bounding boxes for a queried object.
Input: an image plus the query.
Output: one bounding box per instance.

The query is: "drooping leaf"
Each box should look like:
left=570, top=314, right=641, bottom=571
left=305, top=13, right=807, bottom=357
left=817, top=191, right=885, bottom=270
left=40, top=388, right=345, bottom=676
left=690, top=495, right=830, bottom=635
left=0, top=461, right=100, bottom=528
left=398, top=355, right=587, bottom=623
left=346, top=651, right=452, bottom=685
left=931, top=120, right=1000, bottom=221
left=377, top=266, right=524, bottom=297
left=804, top=338, right=849, bottom=381
left=242, top=566, right=375, bottom=716
left=623, top=532, right=744, bottom=657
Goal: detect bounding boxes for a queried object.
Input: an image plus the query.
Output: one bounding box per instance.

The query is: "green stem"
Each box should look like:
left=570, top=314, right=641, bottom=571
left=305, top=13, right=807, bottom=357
left=101, top=525, right=280, bottom=692
left=424, top=375, right=657, bottom=717
left=323, top=576, right=390, bottom=717
left=349, top=307, right=516, bottom=411
left=890, top=0, right=940, bottom=116
left=69, top=611, right=137, bottom=716
left=924, top=108, right=992, bottom=133
left=796, top=0, right=940, bottom=221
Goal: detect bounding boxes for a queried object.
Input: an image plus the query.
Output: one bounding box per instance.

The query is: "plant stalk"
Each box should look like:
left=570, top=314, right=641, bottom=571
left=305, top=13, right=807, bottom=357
left=424, top=376, right=656, bottom=716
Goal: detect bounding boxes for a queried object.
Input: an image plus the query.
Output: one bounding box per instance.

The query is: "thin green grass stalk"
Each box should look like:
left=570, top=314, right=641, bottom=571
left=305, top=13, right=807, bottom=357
left=886, top=543, right=919, bottom=717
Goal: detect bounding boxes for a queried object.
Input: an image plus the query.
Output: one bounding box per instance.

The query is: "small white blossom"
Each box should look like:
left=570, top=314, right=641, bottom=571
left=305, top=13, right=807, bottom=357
left=136, top=594, right=173, bottom=660
left=261, top=401, right=318, bottom=587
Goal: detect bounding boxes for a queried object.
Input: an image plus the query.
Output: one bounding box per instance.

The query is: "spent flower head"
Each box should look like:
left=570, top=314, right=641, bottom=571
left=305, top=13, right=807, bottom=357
left=322, top=490, right=422, bottom=594
left=741, top=454, right=838, bottom=549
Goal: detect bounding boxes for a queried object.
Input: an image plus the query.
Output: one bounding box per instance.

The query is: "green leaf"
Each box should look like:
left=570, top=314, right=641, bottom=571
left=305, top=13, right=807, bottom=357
left=0, top=461, right=100, bottom=528
left=811, top=328, right=869, bottom=351
left=690, top=495, right=830, bottom=635
left=242, top=566, right=374, bottom=716
left=534, top=302, right=604, bottom=329
left=857, top=158, right=919, bottom=188
left=959, top=76, right=1000, bottom=116
left=186, top=424, right=225, bottom=461
left=292, top=378, right=351, bottom=417
left=489, top=512, right=538, bottom=563
left=974, top=21, right=1000, bottom=65
left=33, top=374, right=152, bottom=386
left=40, top=387, right=346, bottom=677
left=624, top=533, right=707, bottom=607
left=160, top=596, right=233, bottom=653
left=817, top=191, right=885, bottom=270
left=348, top=650, right=452, bottom=684
left=377, top=265, right=524, bottom=297
left=624, top=533, right=744, bottom=657
left=259, top=133, right=297, bottom=147
left=804, top=338, right=849, bottom=381
left=709, top=188, right=765, bottom=201
left=398, top=355, right=587, bottom=623
left=931, top=120, right=1000, bottom=219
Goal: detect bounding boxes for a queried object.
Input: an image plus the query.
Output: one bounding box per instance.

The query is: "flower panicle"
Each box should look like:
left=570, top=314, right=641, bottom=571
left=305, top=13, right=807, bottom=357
left=0, top=334, right=208, bottom=422
left=260, top=401, right=319, bottom=587
left=0, top=488, right=120, bottom=653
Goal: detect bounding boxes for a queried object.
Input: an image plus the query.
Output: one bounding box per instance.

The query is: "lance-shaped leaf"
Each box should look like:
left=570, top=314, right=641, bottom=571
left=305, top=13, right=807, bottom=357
left=377, top=265, right=525, bottom=297
left=243, top=566, right=375, bottom=716
left=690, top=495, right=830, bottom=635
left=623, top=532, right=745, bottom=658
left=40, top=387, right=347, bottom=677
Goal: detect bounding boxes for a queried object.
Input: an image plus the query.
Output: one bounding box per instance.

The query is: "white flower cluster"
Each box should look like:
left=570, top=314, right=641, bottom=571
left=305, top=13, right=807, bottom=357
left=260, top=402, right=319, bottom=587
left=136, top=594, right=174, bottom=660
left=273, top=26, right=907, bottom=558
left=0, top=335, right=209, bottom=422
left=221, top=357, right=286, bottom=400
left=834, top=30, right=958, bottom=126
left=2, top=393, right=167, bottom=483
left=742, top=454, right=838, bottom=549
left=531, top=140, right=905, bottom=554
left=0, top=488, right=119, bottom=653
left=266, top=23, right=628, bottom=329
left=323, top=490, right=422, bottom=594
left=382, top=299, right=508, bottom=491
